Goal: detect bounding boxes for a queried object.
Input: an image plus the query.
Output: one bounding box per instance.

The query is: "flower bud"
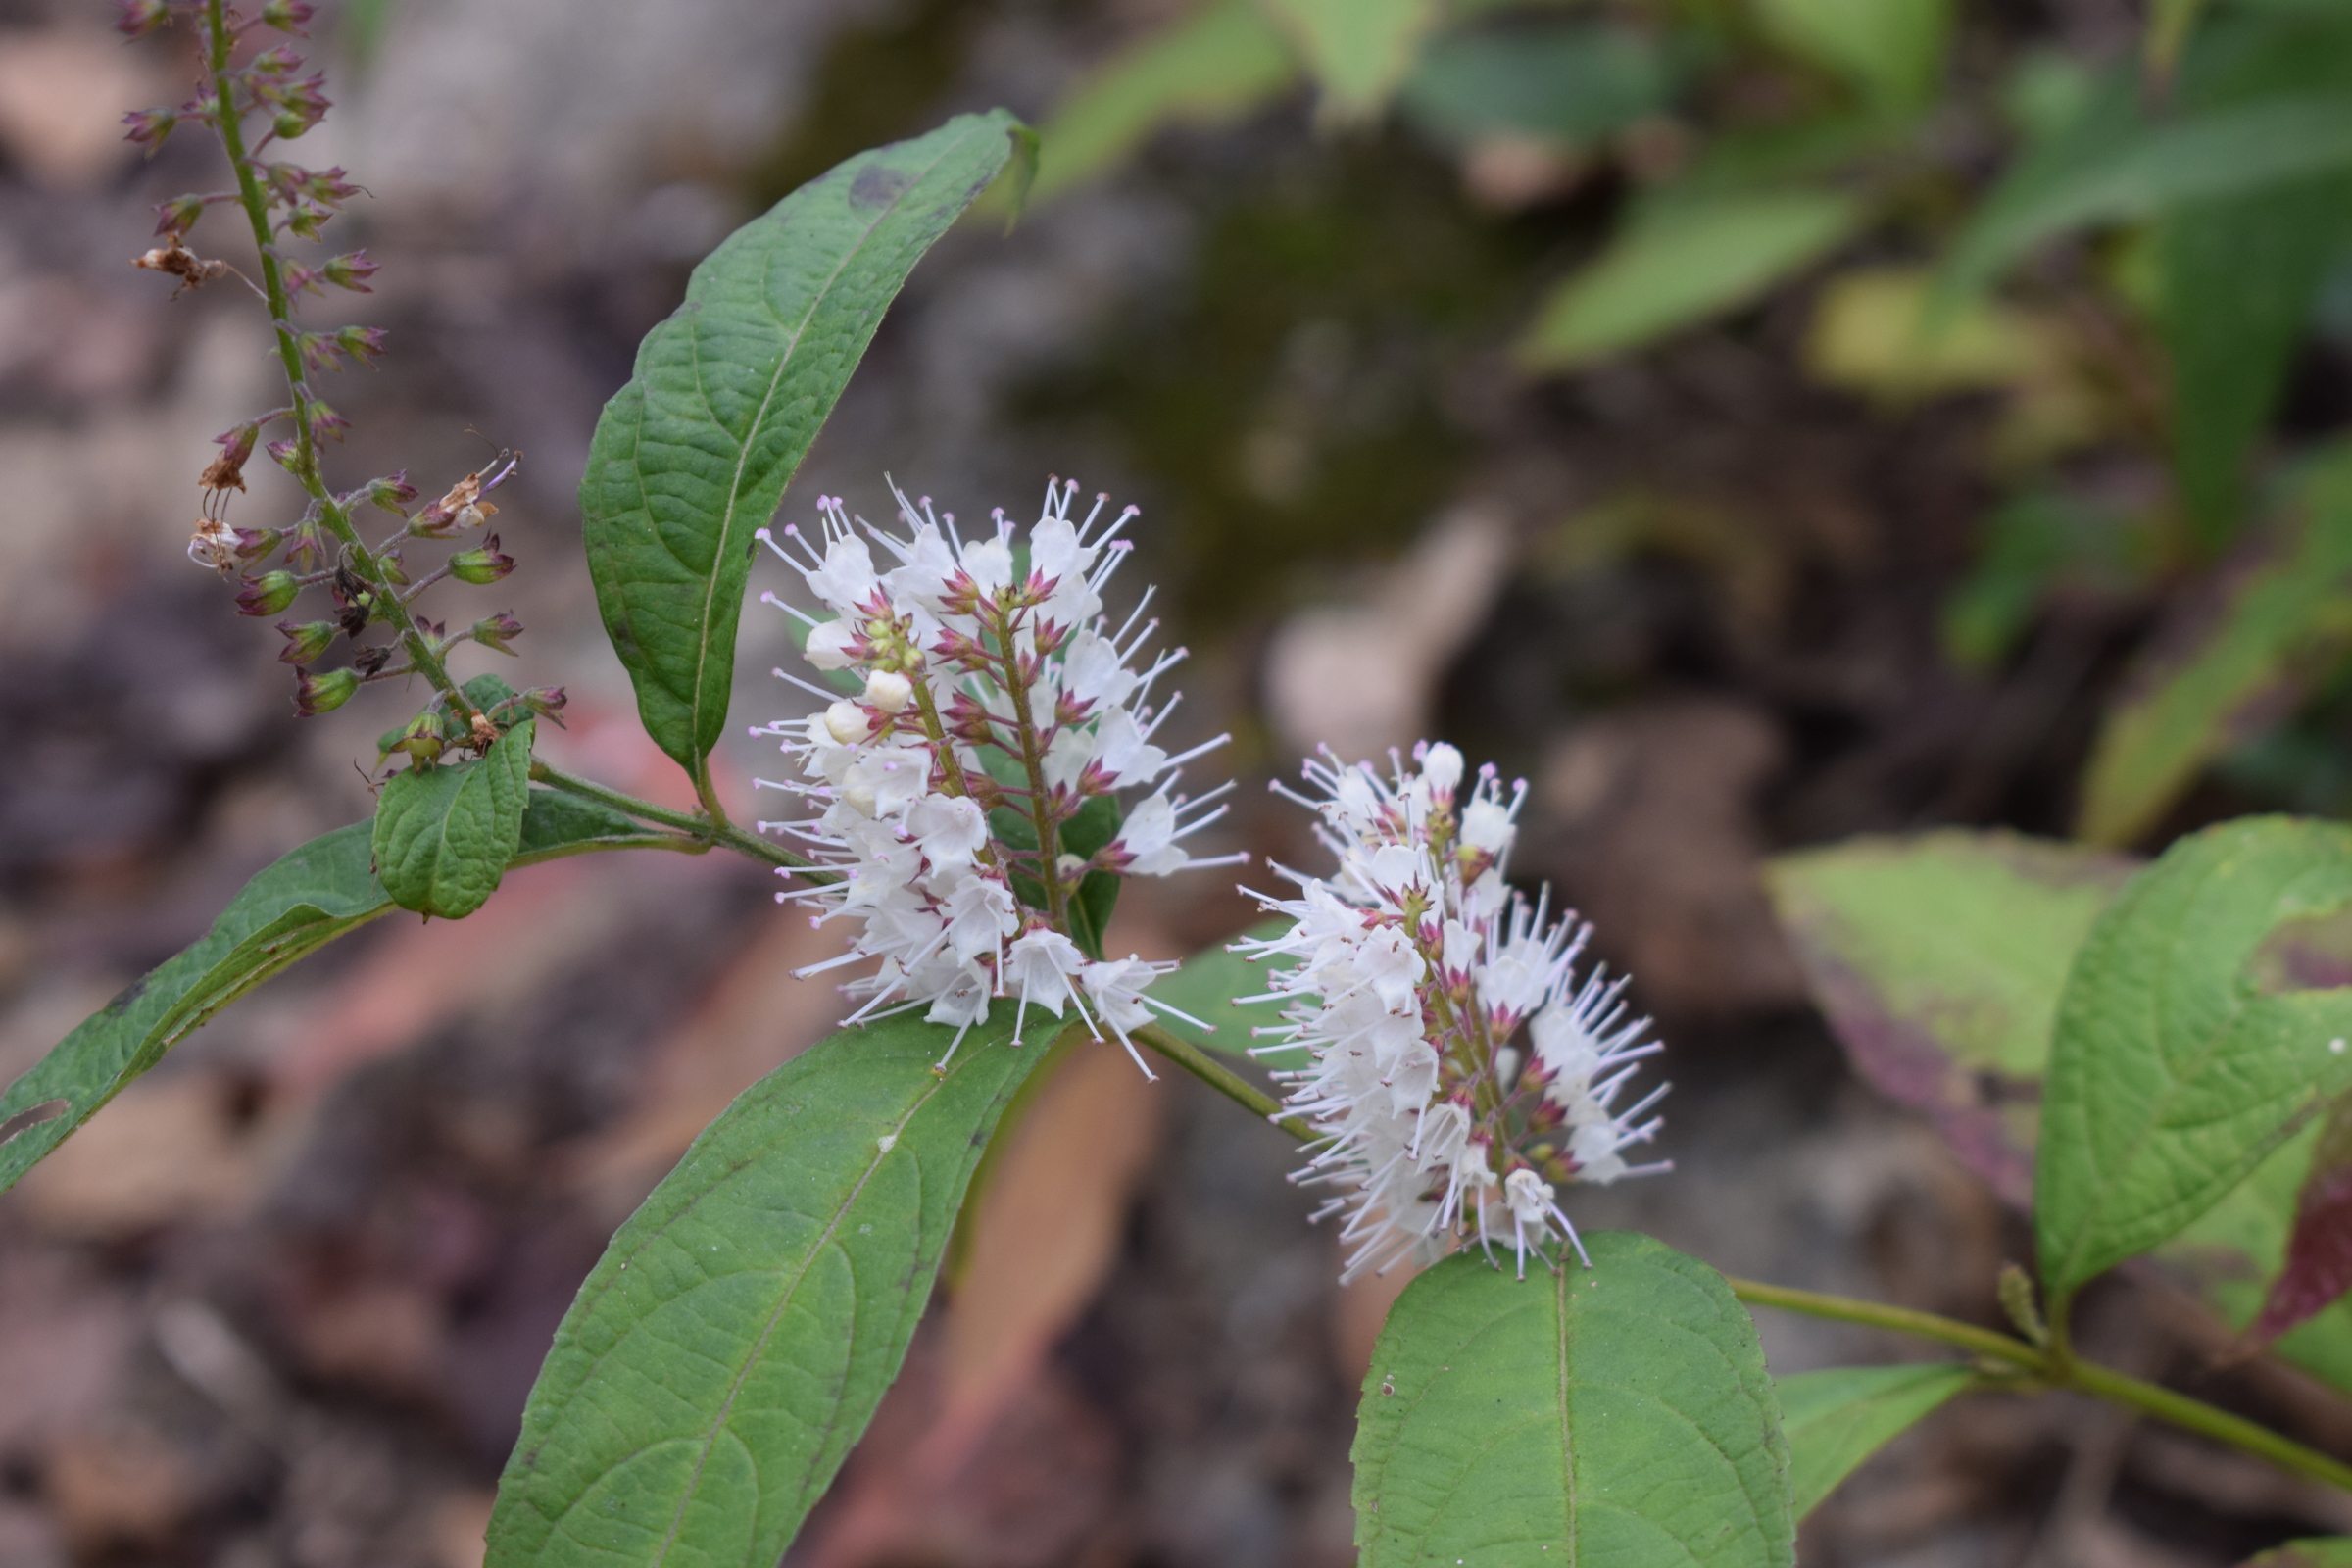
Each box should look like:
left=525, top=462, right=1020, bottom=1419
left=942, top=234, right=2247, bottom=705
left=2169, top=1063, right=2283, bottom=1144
left=523, top=686, right=568, bottom=721
left=388, top=710, right=443, bottom=767
left=267, top=163, right=357, bottom=206
left=259, top=0, right=316, bottom=31
left=824, top=700, right=872, bottom=746
left=276, top=619, right=336, bottom=664
left=320, top=250, right=377, bottom=292
left=450, top=535, right=514, bottom=584
left=249, top=44, right=301, bottom=75
left=266, top=436, right=299, bottom=470
left=281, top=200, right=331, bottom=242
left=236, top=570, right=299, bottom=616
left=306, top=401, right=349, bottom=446
left=122, top=107, right=176, bottom=150
left=469, top=612, right=524, bottom=654
left=115, top=0, right=172, bottom=37
left=294, top=667, right=359, bottom=715
left=336, top=325, right=388, bottom=368
left=151, top=194, right=206, bottom=237
left=862, top=668, right=913, bottom=714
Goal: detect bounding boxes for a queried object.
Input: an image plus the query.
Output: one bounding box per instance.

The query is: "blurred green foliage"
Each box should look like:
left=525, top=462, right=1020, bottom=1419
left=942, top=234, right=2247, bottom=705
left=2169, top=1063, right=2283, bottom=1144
left=754, top=0, right=2352, bottom=844
left=1008, top=0, right=2352, bottom=842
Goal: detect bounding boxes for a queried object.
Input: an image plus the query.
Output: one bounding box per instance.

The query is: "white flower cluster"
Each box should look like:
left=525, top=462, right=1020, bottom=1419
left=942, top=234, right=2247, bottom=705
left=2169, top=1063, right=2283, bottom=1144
left=1238, top=743, right=1667, bottom=1280
left=751, top=479, right=1238, bottom=1072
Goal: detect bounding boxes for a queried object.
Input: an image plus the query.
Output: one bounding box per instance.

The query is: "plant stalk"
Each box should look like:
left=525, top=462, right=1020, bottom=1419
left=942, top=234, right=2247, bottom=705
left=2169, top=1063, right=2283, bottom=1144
left=528, top=759, right=824, bottom=878
left=1730, top=1276, right=2352, bottom=1494
left=1136, top=1022, right=1317, bottom=1144
left=201, top=0, right=474, bottom=722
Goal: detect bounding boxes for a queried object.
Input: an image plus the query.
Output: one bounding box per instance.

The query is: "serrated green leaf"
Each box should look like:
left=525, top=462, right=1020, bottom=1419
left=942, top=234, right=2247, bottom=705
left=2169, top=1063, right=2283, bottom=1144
left=486, top=1011, right=1054, bottom=1568
left=1262, top=0, right=1440, bottom=122
left=582, top=112, right=1024, bottom=777
left=0, top=788, right=687, bottom=1199
left=1765, top=830, right=2136, bottom=1204
left=1027, top=0, right=1296, bottom=206
left=1755, top=0, right=1950, bottom=111
left=1352, top=1236, right=1794, bottom=1567
left=1766, top=827, right=2352, bottom=1391
left=2037, top=817, right=2352, bottom=1306
left=2078, top=451, right=2352, bottom=848
left=1777, top=1364, right=1972, bottom=1519
left=1521, top=190, right=1865, bottom=370
left=372, top=718, right=536, bottom=919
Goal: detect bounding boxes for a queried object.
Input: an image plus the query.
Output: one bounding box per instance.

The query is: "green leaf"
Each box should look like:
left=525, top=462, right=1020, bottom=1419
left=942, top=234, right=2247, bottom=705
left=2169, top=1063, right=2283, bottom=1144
left=2078, top=450, right=2352, bottom=848
left=0, top=822, right=392, bottom=1196
left=2037, top=816, right=2352, bottom=1305
left=581, top=111, right=1024, bottom=776
left=2147, top=0, right=2214, bottom=77
left=0, top=788, right=684, bottom=1198
left=1765, top=830, right=2136, bottom=1204
left=1352, top=1236, right=1794, bottom=1567
left=1521, top=190, right=1865, bottom=370
left=1262, top=0, right=1440, bottom=122
left=1941, top=89, right=2352, bottom=298
left=372, top=718, right=536, bottom=920
left=1767, top=828, right=2352, bottom=1391
left=2154, top=8, right=2352, bottom=550
left=1941, top=492, right=2149, bottom=670
left=2239, top=1541, right=2352, bottom=1568
left=1397, top=21, right=1677, bottom=150
left=1754, top=0, right=1950, bottom=112
left=1144, top=918, right=1302, bottom=1069
left=486, top=1011, right=1053, bottom=1568
left=1777, top=1364, right=1972, bottom=1519
left=1028, top=0, right=1297, bottom=206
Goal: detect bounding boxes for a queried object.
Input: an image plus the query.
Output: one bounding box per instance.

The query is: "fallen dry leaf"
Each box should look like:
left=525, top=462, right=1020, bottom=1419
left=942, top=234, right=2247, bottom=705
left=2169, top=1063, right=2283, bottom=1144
left=11, top=1071, right=255, bottom=1237
left=1265, top=503, right=1514, bottom=761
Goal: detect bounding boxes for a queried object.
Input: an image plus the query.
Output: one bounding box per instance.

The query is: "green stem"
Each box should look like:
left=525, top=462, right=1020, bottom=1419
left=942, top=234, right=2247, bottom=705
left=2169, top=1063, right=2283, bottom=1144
left=1136, top=1022, right=1317, bottom=1144
left=201, top=0, right=474, bottom=722
left=527, top=760, right=827, bottom=879
left=1730, top=1276, right=2352, bottom=1494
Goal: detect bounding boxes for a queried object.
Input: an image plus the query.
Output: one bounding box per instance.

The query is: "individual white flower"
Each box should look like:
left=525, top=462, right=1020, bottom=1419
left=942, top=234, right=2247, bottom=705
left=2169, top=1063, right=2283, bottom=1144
left=749, top=478, right=1244, bottom=1071
left=1238, top=741, right=1667, bottom=1283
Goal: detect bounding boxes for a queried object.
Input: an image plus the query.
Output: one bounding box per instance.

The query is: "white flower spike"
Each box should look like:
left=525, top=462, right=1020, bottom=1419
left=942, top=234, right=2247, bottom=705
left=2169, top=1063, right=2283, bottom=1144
left=1238, top=742, right=1669, bottom=1282
left=750, top=478, right=1245, bottom=1071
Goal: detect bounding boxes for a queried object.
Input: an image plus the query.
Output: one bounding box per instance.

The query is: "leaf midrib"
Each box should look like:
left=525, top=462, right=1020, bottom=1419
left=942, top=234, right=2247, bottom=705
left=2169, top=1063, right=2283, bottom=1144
left=676, top=123, right=992, bottom=758
left=641, top=1068, right=956, bottom=1568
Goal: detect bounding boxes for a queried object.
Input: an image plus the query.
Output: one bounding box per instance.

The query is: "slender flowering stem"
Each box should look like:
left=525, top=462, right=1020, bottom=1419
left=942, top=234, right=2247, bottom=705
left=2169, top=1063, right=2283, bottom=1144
left=999, top=618, right=1071, bottom=933
left=200, top=0, right=476, bottom=723
left=1136, top=1022, right=1317, bottom=1143
left=528, top=760, right=828, bottom=879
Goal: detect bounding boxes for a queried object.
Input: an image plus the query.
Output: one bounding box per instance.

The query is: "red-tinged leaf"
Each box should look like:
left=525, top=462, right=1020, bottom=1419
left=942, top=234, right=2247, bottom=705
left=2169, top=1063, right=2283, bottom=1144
left=2249, top=1094, right=2352, bottom=1348
left=1764, top=831, right=2137, bottom=1205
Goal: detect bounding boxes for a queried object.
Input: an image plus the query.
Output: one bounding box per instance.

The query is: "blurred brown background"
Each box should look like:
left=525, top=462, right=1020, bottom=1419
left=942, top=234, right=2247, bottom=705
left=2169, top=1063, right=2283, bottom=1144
left=2, top=0, right=2351, bottom=1564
